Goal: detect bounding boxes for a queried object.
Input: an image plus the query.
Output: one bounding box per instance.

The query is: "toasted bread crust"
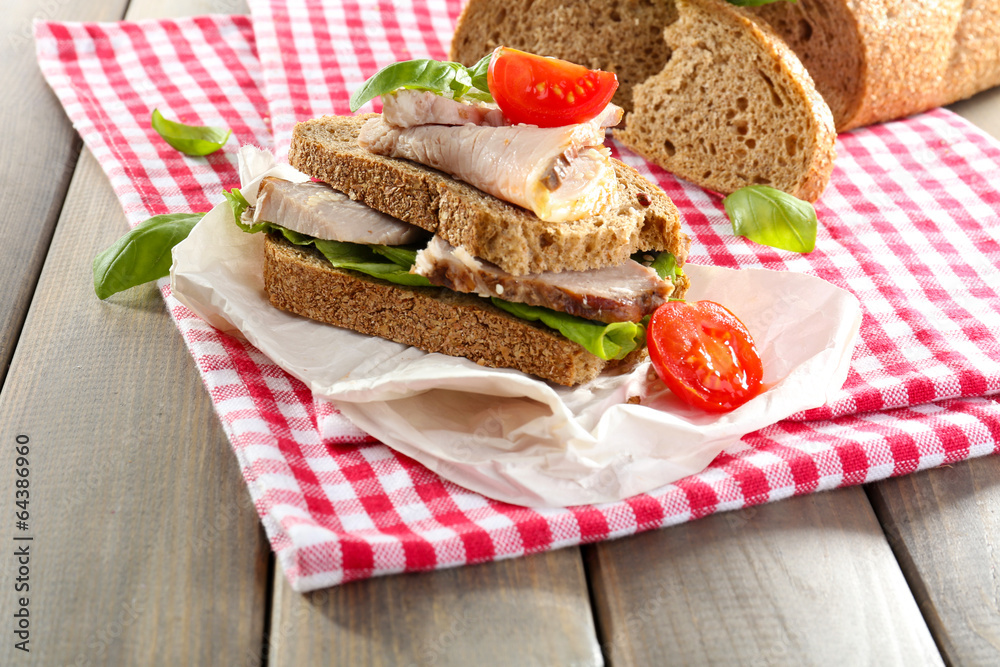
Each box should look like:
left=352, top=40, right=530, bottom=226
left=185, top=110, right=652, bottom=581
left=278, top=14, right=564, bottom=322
left=262, top=234, right=655, bottom=386
left=288, top=114, right=688, bottom=275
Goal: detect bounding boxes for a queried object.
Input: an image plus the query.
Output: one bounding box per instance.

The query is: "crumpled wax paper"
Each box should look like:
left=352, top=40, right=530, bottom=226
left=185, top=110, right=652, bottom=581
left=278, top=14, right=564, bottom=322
left=170, top=146, right=862, bottom=507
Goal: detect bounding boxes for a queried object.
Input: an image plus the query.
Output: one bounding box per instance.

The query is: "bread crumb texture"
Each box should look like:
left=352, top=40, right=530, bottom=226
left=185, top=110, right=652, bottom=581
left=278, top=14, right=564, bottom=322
left=616, top=0, right=836, bottom=202
left=450, top=0, right=1000, bottom=194
left=747, top=0, right=863, bottom=130
left=450, top=0, right=680, bottom=115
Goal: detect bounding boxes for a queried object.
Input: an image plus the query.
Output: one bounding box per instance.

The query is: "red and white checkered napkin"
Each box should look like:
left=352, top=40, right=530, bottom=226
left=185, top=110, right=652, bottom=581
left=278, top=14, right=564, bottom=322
left=37, top=4, right=1000, bottom=591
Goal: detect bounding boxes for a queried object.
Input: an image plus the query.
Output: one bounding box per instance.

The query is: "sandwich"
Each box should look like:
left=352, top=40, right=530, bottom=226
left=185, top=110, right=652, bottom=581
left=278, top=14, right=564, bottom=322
left=227, top=48, right=692, bottom=386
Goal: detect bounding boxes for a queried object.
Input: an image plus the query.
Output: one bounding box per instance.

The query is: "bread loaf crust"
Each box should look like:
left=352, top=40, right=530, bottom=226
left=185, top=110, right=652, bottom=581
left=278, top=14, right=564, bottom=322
left=751, top=0, right=1000, bottom=131
left=262, top=233, right=649, bottom=386
left=288, top=114, right=689, bottom=276
left=616, top=0, right=836, bottom=202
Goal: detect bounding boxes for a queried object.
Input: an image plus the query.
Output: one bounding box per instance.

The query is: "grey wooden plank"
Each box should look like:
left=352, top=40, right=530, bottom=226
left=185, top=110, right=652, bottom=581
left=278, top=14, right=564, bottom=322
left=867, top=457, right=1000, bottom=665
left=0, top=0, right=267, bottom=664
left=949, top=86, right=1000, bottom=140
left=0, top=0, right=130, bottom=384
left=586, top=487, right=942, bottom=666
left=267, top=548, right=602, bottom=667
left=0, top=147, right=268, bottom=666
left=127, top=0, right=250, bottom=19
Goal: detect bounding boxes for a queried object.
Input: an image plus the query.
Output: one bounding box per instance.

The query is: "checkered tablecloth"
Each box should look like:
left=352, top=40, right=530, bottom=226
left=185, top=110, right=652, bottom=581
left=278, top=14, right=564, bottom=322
left=36, top=1, right=1000, bottom=591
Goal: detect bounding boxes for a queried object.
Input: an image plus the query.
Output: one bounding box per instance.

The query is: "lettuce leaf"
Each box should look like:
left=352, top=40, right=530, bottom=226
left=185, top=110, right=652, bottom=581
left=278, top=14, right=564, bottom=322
left=632, top=249, right=684, bottom=286
left=309, top=238, right=433, bottom=287
left=490, top=299, right=645, bottom=361
left=226, top=187, right=431, bottom=286
left=225, top=188, right=255, bottom=229
left=229, top=187, right=646, bottom=360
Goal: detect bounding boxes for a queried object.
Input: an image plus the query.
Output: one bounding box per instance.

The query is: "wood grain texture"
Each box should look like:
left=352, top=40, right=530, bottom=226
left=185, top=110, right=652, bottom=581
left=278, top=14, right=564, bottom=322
left=586, top=487, right=942, bottom=666
left=0, top=147, right=268, bottom=667
left=0, top=0, right=267, bottom=664
left=267, top=549, right=602, bottom=667
left=868, top=459, right=1000, bottom=665
left=0, top=0, right=130, bottom=385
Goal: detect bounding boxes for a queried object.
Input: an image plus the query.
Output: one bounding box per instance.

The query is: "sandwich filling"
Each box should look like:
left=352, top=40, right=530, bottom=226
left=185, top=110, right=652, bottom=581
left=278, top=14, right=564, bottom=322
left=413, top=236, right=670, bottom=324
left=381, top=89, right=505, bottom=128
left=380, top=89, right=623, bottom=130
left=358, top=93, right=624, bottom=223
left=231, top=178, right=683, bottom=361
left=250, top=178, right=430, bottom=246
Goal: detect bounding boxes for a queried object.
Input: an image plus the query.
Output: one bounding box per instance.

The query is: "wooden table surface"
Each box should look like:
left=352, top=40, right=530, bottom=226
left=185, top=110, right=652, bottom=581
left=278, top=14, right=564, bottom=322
left=1, top=1, right=998, bottom=665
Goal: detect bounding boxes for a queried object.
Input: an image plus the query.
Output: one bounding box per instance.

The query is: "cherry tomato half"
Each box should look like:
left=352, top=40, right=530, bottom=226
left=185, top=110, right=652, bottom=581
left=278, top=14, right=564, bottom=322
left=647, top=301, right=764, bottom=413
left=486, top=47, right=618, bottom=127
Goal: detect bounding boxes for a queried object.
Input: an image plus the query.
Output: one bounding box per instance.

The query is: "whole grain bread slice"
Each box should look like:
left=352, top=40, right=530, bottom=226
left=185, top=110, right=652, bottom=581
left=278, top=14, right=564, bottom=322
left=616, top=0, right=836, bottom=202
left=262, top=233, right=653, bottom=386
left=288, top=114, right=688, bottom=276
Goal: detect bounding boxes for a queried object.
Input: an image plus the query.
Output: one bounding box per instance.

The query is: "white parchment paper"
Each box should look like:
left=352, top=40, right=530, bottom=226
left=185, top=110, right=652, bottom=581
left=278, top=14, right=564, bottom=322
left=170, top=147, right=862, bottom=507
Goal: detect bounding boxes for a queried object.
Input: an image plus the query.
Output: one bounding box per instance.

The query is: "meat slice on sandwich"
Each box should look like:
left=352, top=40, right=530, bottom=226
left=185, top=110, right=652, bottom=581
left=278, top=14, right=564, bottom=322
left=413, top=236, right=672, bottom=325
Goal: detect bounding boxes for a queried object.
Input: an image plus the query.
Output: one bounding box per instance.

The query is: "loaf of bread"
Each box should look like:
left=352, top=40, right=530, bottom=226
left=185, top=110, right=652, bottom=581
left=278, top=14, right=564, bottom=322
left=749, top=0, right=1000, bottom=131
left=289, top=114, right=689, bottom=276
left=452, top=0, right=1000, bottom=136
left=451, top=0, right=836, bottom=202
left=262, top=233, right=648, bottom=386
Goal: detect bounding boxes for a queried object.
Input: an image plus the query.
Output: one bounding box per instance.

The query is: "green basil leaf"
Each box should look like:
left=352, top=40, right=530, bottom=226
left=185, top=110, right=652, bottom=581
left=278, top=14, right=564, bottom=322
left=311, top=239, right=433, bottom=287
left=349, top=57, right=494, bottom=112
left=726, top=0, right=796, bottom=6
left=724, top=185, right=817, bottom=253
left=462, top=90, right=496, bottom=104
left=370, top=244, right=420, bottom=267
left=491, top=298, right=645, bottom=361
left=93, top=212, right=205, bottom=299
left=467, top=54, right=492, bottom=95
left=151, top=109, right=232, bottom=157
left=225, top=188, right=266, bottom=232
left=235, top=208, right=432, bottom=287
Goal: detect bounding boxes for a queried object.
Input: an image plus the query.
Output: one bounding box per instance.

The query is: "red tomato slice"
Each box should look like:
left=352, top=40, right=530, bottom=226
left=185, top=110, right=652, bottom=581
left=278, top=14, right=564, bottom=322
left=647, top=301, right=764, bottom=413
left=487, top=47, right=618, bottom=127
